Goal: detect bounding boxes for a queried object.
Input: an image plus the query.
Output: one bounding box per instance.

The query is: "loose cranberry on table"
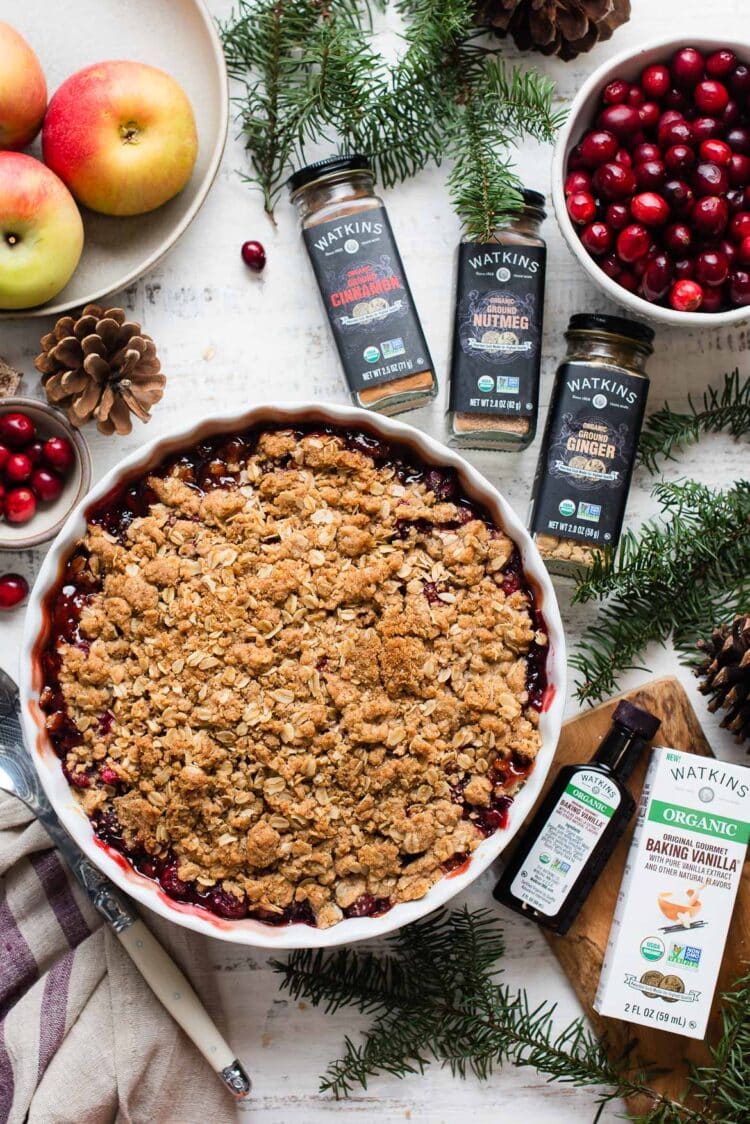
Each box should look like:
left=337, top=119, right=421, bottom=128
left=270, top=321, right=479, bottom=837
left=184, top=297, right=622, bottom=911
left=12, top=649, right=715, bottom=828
left=241, top=240, right=266, bottom=272
left=0, top=573, right=28, bottom=610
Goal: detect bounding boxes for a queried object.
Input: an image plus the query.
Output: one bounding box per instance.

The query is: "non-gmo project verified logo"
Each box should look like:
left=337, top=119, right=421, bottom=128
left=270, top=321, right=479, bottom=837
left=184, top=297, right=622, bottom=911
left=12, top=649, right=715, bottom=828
left=578, top=501, right=601, bottom=523
left=668, top=943, right=702, bottom=970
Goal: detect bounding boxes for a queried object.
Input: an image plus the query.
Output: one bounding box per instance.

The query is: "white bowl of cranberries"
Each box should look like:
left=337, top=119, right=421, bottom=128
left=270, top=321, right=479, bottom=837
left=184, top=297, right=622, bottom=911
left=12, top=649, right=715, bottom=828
left=552, top=37, right=750, bottom=325
left=0, top=399, right=91, bottom=554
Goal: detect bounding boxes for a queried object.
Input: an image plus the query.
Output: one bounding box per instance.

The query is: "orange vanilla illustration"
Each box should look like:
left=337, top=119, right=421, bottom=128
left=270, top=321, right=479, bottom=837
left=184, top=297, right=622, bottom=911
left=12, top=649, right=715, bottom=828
left=657, top=883, right=707, bottom=926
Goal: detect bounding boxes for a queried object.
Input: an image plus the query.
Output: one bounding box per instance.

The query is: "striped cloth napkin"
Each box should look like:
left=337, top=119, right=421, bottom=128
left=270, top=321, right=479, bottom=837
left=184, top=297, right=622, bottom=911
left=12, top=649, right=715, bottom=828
left=0, top=792, right=238, bottom=1123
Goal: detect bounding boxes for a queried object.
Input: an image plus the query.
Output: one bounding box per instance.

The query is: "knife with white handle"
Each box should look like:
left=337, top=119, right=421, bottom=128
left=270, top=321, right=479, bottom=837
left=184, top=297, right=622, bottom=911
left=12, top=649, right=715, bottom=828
left=0, top=668, right=251, bottom=1100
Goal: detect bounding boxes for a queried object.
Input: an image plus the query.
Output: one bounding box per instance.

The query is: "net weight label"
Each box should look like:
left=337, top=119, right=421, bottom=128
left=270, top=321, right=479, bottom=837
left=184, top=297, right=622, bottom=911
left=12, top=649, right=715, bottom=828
left=511, top=771, right=620, bottom=916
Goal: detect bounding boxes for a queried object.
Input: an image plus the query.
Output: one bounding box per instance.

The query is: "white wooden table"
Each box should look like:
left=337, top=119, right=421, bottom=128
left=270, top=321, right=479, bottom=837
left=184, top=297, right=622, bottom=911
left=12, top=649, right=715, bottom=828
left=1, top=1, right=748, bottom=1119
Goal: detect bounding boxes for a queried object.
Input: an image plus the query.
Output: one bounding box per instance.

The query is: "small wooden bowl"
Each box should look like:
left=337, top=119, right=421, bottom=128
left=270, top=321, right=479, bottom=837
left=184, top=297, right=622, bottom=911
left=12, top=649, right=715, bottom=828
left=0, top=398, right=92, bottom=551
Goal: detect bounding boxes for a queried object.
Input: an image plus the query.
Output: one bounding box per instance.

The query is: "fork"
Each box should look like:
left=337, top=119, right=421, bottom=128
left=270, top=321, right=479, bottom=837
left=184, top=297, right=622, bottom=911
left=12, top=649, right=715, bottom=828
left=0, top=667, right=251, bottom=1100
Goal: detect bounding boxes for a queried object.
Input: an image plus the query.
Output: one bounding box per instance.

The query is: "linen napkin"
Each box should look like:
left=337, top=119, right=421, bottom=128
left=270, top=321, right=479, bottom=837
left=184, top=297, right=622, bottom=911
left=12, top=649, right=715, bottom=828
left=0, top=791, right=240, bottom=1124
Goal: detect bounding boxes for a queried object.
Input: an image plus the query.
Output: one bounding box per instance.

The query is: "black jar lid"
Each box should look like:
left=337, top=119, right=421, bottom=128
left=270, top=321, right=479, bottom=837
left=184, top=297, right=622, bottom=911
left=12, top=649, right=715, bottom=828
left=567, top=313, right=655, bottom=348
left=288, top=154, right=372, bottom=195
left=521, top=188, right=546, bottom=214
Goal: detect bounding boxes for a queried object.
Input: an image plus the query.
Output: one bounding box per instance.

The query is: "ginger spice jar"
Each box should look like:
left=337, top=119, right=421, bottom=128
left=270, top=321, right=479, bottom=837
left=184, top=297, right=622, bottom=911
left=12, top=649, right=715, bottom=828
left=529, top=313, right=654, bottom=576
left=447, top=190, right=547, bottom=450
left=289, top=155, right=437, bottom=415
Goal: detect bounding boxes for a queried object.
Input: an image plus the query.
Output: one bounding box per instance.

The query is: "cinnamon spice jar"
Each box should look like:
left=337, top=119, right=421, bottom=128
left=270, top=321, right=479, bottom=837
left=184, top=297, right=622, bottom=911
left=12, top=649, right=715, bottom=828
left=447, top=190, right=547, bottom=449
left=289, top=155, right=437, bottom=415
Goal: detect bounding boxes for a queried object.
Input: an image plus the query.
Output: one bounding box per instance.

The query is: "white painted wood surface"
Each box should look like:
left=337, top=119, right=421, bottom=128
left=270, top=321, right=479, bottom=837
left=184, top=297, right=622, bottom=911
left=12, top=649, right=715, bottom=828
left=1, top=1, right=748, bottom=1119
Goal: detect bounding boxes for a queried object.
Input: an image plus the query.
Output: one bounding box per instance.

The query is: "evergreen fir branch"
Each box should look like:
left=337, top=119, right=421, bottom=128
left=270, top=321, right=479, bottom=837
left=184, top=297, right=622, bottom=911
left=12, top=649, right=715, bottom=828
left=571, top=480, right=750, bottom=703
left=638, top=369, right=750, bottom=473
left=273, top=907, right=734, bottom=1121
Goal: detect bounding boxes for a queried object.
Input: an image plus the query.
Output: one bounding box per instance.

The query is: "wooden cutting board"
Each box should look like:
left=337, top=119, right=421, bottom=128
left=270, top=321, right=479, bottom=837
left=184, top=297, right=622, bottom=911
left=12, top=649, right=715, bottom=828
left=538, top=677, right=750, bottom=1115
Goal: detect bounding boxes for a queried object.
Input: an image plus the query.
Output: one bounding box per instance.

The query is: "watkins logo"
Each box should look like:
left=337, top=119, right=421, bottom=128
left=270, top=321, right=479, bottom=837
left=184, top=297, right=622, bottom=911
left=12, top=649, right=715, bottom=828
left=314, top=219, right=383, bottom=252
left=468, top=249, right=540, bottom=273
left=566, top=375, right=638, bottom=405
left=670, top=763, right=749, bottom=800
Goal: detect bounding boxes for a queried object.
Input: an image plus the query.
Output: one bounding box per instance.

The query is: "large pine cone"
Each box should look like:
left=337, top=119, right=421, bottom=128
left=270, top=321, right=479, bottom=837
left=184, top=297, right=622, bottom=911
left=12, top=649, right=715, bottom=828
left=696, top=614, right=750, bottom=747
left=479, top=0, right=631, bottom=61
left=35, top=305, right=166, bottom=436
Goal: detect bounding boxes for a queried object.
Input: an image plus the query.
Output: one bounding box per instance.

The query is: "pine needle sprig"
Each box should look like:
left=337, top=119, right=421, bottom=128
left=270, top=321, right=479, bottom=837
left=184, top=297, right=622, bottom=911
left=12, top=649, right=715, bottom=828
left=638, top=369, right=750, bottom=473
left=272, top=907, right=750, bottom=1120
left=571, top=480, right=750, bottom=704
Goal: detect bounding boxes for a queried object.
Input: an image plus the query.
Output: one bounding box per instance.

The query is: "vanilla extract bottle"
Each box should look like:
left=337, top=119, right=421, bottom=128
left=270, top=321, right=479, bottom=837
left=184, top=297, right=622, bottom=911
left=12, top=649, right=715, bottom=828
left=447, top=190, right=547, bottom=450
left=494, top=701, right=661, bottom=936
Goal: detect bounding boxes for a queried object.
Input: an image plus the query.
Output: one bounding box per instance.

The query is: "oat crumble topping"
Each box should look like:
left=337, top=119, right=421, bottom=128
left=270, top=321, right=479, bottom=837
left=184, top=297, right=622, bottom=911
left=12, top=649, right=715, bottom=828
left=41, top=427, right=547, bottom=927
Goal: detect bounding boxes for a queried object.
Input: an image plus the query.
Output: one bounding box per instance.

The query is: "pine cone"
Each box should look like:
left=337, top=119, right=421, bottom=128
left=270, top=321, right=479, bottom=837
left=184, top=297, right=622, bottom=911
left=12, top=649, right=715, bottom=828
left=479, top=0, right=631, bottom=61
left=35, top=305, right=165, bottom=436
left=696, top=614, right=750, bottom=747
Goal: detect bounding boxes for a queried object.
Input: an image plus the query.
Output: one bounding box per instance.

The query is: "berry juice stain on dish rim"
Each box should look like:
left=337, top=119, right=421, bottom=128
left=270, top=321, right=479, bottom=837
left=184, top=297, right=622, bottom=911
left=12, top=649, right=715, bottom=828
left=289, top=156, right=437, bottom=416
left=36, top=422, right=550, bottom=928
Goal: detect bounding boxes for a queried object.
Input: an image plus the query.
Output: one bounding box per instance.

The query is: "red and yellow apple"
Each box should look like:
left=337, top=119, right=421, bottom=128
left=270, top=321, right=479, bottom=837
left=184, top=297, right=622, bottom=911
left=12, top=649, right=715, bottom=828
left=0, top=153, right=84, bottom=309
left=0, top=22, right=47, bottom=150
left=43, top=60, right=198, bottom=217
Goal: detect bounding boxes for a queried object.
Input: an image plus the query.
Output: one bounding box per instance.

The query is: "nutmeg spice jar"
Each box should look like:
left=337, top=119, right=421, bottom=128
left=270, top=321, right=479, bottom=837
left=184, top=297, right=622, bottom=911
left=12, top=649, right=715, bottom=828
left=289, top=155, right=437, bottom=415
left=447, top=190, right=547, bottom=450
left=529, top=314, right=654, bottom=576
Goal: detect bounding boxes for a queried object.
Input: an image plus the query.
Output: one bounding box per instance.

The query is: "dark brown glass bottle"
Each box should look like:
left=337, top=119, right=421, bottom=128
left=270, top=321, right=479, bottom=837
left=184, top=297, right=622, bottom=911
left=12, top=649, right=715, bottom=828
left=493, top=701, right=661, bottom=935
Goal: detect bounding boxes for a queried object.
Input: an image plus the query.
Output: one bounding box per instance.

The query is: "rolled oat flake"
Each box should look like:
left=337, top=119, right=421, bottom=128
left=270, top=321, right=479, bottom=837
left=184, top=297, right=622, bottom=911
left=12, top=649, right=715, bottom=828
left=529, top=313, right=654, bottom=576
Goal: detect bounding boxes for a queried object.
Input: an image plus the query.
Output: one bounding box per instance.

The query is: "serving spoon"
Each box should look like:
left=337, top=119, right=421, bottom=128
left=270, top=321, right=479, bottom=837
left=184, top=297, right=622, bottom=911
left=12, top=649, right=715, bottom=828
left=0, top=667, right=251, bottom=1100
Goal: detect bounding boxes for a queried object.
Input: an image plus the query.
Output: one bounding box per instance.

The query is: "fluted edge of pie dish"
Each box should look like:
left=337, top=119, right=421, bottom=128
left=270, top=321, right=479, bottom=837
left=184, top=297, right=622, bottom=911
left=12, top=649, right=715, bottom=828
left=20, top=402, right=566, bottom=949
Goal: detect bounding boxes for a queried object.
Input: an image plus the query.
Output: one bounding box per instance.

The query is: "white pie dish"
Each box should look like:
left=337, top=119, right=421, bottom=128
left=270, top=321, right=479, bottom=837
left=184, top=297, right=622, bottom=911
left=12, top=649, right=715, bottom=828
left=20, top=402, right=566, bottom=948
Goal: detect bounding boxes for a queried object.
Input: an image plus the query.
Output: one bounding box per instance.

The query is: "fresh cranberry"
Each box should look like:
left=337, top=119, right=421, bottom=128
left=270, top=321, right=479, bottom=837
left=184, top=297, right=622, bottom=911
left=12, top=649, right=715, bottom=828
left=707, top=49, right=737, bottom=78
left=729, top=268, right=750, bottom=304
left=565, top=170, right=591, bottom=194
left=616, top=223, right=651, bottom=262
left=566, top=191, right=597, bottom=225
left=692, top=195, right=729, bottom=237
left=4, top=487, right=36, bottom=524
left=580, top=129, right=619, bottom=167
left=606, top=202, right=630, bottom=229
left=722, top=99, right=741, bottom=127
left=593, top=162, right=636, bottom=199
left=598, top=104, right=641, bottom=140
left=674, top=257, right=696, bottom=279
left=603, top=78, right=630, bottom=104
left=599, top=252, right=621, bottom=280
left=671, top=47, right=705, bottom=88
left=729, top=211, right=750, bottom=241
left=0, top=412, right=35, bottom=449
left=31, top=468, right=64, bottom=502
left=631, top=191, right=670, bottom=225
left=670, top=278, right=704, bottom=310
left=729, top=63, right=750, bottom=98
left=695, top=248, right=729, bottom=286
left=726, top=125, right=750, bottom=155
left=641, top=63, right=670, bottom=98
left=659, top=118, right=693, bottom=148
left=719, top=237, right=737, bottom=264
left=241, top=240, right=266, bottom=272
left=641, top=252, right=673, bottom=301
left=664, top=144, right=695, bottom=174
left=42, top=436, right=75, bottom=475
left=729, top=154, right=750, bottom=186
left=664, top=87, right=689, bottom=112
left=663, top=222, right=692, bottom=253
left=699, top=284, right=727, bottom=312
left=25, top=441, right=44, bottom=466
left=635, top=160, right=666, bottom=190
left=693, top=161, right=729, bottom=196
left=692, top=116, right=724, bottom=142
left=738, top=235, right=750, bottom=264
left=4, top=452, right=32, bottom=483
left=632, top=256, right=648, bottom=280
left=0, top=444, right=7, bottom=472
left=726, top=188, right=746, bottom=213
left=638, top=102, right=660, bottom=130
left=614, top=149, right=632, bottom=168
left=694, top=80, right=730, bottom=114
left=581, top=221, right=612, bottom=255
left=633, top=142, right=660, bottom=165
left=568, top=143, right=587, bottom=170
left=627, top=86, right=645, bottom=107
left=0, top=573, right=28, bottom=610
left=700, top=139, right=732, bottom=166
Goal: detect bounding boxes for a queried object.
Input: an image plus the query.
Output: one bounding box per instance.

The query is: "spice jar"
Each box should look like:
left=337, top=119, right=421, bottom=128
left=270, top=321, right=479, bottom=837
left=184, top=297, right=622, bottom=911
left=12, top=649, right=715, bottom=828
left=288, top=155, right=437, bottom=415
left=529, top=313, right=654, bottom=576
left=447, top=190, right=547, bottom=449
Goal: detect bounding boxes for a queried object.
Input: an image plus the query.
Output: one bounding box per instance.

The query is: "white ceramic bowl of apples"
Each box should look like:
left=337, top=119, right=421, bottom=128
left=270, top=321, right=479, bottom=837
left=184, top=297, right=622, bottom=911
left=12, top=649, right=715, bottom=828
left=0, top=0, right=228, bottom=318
left=552, top=36, right=750, bottom=328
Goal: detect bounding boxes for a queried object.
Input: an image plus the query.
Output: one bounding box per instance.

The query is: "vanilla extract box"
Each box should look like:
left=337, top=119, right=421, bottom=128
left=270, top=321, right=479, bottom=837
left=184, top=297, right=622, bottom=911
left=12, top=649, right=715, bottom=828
left=595, top=747, right=749, bottom=1040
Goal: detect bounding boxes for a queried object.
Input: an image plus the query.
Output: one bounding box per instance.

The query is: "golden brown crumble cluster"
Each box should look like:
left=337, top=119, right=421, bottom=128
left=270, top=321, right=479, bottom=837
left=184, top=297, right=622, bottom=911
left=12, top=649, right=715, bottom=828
left=55, top=429, right=545, bottom=927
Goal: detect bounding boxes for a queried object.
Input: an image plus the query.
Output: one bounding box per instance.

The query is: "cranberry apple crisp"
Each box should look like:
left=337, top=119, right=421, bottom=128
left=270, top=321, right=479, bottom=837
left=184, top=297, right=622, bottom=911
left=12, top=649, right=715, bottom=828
left=40, top=425, right=548, bottom=927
